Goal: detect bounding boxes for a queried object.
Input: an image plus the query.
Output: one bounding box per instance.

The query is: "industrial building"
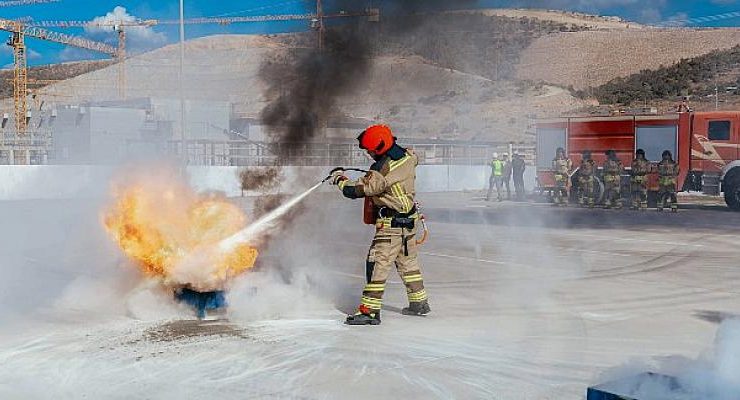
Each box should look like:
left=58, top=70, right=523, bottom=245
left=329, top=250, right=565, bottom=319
left=51, top=98, right=230, bottom=164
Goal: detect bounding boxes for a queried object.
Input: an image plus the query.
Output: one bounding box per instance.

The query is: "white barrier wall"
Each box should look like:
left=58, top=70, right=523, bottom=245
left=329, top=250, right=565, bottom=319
left=0, top=165, right=536, bottom=200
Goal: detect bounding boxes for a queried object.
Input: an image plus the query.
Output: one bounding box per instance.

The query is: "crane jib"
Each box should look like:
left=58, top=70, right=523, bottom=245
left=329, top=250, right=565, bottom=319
left=0, top=19, right=116, bottom=56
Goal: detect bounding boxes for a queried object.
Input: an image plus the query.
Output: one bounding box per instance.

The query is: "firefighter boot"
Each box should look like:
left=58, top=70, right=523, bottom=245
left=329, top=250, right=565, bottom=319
left=671, top=204, right=678, bottom=213
left=345, top=306, right=381, bottom=326
left=401, top=300, right=431, bottom=316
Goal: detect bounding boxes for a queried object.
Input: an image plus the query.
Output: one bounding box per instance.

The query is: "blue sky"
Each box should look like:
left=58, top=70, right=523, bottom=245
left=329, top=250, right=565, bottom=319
left=1, top=0, right=739, bottom=67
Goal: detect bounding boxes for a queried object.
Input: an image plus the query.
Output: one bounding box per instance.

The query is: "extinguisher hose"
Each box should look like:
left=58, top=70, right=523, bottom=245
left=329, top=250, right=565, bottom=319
left=321, top=167, right=369, bottom=183
left=416, top=215, right=429, bottom=245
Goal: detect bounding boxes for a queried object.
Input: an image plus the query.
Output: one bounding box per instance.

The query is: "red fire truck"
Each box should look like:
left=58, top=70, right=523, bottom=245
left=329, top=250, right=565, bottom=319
left=536, top=111, right=740, bottom=209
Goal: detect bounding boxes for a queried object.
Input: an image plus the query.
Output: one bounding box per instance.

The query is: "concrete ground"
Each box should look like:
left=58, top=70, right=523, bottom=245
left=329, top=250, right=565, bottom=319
left=1, top=192, right=739, bottom=399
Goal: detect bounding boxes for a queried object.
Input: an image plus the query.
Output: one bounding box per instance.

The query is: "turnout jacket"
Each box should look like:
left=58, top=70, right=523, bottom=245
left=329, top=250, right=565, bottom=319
left=339, top=145, right=417, bottom=214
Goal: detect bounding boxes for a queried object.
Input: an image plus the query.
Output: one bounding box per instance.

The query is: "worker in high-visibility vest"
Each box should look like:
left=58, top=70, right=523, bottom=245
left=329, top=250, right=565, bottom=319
left=486, top=153, right=505, bottom=202
left=330, top=124, right=430, bottom=325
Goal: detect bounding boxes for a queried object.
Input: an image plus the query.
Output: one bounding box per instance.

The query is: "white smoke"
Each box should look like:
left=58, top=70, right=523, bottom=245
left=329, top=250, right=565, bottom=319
left=597, top=319, right=740, bottom=399
left=677, top=319, right=740, bottom=399
left=85, top=6, right=167, bottom=53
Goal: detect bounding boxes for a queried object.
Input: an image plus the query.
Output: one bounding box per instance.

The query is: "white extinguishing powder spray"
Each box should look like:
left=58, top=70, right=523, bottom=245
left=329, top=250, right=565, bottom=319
left=219, top=182, right=324, bottom=251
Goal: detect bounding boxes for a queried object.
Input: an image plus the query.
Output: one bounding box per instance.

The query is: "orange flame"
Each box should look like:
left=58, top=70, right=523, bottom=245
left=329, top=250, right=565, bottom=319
left=103, top=179, right=258, bottom=291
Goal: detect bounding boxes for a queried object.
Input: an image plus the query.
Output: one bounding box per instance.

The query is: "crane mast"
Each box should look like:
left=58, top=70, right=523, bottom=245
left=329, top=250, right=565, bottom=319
left=2, top=1, right=380, bottom=163
left=0, top=19, right=116, bottom=136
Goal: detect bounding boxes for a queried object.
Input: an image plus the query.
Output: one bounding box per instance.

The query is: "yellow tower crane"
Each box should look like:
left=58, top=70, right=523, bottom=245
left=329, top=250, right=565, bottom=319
left=0, top=19, right=115, bottom=164
left=0, top=19, right=116, bottom=134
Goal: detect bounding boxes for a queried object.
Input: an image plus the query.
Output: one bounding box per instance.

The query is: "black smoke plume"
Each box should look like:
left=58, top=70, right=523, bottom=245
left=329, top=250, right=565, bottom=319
left=259, top=26, right=371, bottom=162
left=258, top=1, right=479, bottom=162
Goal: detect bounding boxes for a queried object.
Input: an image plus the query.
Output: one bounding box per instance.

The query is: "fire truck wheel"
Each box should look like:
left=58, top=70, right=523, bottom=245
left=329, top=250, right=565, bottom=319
left=723, top=173, right=740, bottom=210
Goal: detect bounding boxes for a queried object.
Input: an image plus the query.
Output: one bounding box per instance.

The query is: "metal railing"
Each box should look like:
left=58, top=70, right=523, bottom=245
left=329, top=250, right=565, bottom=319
left=158, top=140, right=536, bottom=167
left=0, top=137, right=536, bottom=166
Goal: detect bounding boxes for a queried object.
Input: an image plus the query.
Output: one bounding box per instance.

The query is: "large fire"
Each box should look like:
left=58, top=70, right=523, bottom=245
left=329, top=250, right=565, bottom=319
left=103, top=178, right=258, bottom=291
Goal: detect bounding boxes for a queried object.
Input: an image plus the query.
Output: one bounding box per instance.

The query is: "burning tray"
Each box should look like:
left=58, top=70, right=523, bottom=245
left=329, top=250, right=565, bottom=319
left=174, top=287, right=227, bottom=320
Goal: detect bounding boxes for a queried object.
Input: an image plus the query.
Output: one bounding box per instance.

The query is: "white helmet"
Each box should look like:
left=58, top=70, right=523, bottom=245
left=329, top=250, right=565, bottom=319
left=492, top=152, right=499, bottom=158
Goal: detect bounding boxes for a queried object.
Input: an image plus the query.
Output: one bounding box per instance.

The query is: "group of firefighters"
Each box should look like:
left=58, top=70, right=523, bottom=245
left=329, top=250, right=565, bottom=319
left=550, top=147, right=680, bottom=211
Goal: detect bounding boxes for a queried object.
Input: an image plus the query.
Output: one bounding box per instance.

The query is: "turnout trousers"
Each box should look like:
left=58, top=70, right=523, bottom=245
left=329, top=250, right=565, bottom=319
left=360, top=224, right=428, bottom=313
left=630, top=177, right=648, bottom=209
left=553, top=174, right=568, bottom=205
left=603, top=175, right=622, bottom=208
left=658, top=178, right=678, bottom=210
left=578, top=176, right=595, bottom=207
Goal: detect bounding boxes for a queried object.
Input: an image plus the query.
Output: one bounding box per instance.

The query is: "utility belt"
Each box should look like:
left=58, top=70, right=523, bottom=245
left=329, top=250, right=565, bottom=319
left=376, top=206, right=418, bottom=256
left=377, top=205, right=418, bottom=230
left=604, top=174, right=620, bottom=183
left=631, top=175, right=647, bottom=183
left=659, top=177, right=676, bottom=186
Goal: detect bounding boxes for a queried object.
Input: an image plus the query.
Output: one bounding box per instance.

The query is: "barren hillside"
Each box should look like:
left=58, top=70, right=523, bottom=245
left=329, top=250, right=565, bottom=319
left=12, top=33, right=584, bottom=143
left=453, top=8, right=641, bottom=30
left=14, top=9, right=740, bottom=143
left=0, top=60, right=113, bottom=99
left=517, top=29, right=740, bottom=90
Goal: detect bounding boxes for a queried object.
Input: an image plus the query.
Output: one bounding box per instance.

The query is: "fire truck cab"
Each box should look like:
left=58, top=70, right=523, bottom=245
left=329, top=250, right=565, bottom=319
left=535, top=111, right=740, bottom=209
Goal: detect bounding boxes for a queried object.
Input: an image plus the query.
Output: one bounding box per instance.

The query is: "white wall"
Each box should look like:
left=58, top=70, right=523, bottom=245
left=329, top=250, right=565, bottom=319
left=0, top=165, right=524, bottom=201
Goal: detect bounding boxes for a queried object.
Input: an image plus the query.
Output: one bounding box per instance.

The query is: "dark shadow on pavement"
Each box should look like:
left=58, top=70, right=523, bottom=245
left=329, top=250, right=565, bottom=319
left=424, top=203, right=740, bottom=231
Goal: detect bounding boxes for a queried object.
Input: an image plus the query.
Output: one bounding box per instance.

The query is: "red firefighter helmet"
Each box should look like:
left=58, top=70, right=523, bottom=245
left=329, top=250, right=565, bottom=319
left=358, top=124, right=395, bottom=156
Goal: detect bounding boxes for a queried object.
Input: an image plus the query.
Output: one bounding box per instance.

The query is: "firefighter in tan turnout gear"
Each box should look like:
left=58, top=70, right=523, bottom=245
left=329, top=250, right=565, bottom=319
left=657, top=150, right=679, bottom=212
left=578, top=150, right=596, bottom=208
left=630, top=149, right=651, bottom=210
left=552, top=147, right=572, bottom=206
left=331, top=124, right=430, bottom=326
left=602, top=149, right=624, bottom=209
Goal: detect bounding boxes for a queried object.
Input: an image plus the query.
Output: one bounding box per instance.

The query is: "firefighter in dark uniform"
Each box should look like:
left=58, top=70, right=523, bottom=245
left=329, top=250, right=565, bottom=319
left=331, top=124, right=430, bottom=325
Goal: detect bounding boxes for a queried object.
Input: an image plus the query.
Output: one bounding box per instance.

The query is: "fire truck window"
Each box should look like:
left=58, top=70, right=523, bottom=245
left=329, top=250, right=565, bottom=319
left=536, top=128, right=566, bottom=169
left=636, top=125, right=678, bottom=162
left=708, top=121, right=731, bottom=141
